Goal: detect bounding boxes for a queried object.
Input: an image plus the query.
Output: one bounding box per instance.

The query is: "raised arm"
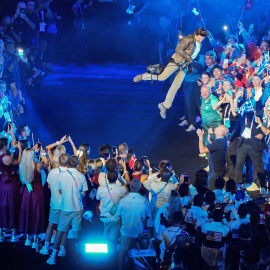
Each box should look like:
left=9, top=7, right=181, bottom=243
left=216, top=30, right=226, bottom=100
left=196, top=129, right=209, bottom=154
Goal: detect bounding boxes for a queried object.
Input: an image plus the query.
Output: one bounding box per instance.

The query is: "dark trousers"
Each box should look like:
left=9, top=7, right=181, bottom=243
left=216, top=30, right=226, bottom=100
left=235, top=143, right=265, bottom=187
left=184, top=81, right=201, bottom=126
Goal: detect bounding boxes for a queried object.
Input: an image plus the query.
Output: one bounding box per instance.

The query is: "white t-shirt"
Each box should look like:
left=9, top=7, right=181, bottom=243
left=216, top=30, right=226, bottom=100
left=56, top=168, right=88, bottom=212
left=161, top=226, right=188, bottom=248
left=47, top=166, right=68, bottom=209
left=96, top=183, right=128, bottom=222
left=184, top=205, right=208, bottom=228
left=98, top=172, right=126, bottom=187
left=117, top=193, right=151, bottom=237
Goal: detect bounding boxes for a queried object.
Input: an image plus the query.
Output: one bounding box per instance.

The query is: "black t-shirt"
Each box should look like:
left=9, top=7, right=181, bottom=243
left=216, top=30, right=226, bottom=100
left=225, top=239, right=260, bottom=268
left=220, top=102, right=238, bottom=133
left=207, top=137, right=227, bottom=173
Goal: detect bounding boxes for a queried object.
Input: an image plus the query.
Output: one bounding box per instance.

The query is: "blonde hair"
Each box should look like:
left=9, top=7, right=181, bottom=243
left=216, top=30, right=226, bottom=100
left=19, top=148, right=35, bottom=184
left=95, top=158, right=103, bottom=174
left=52, top=145, right=66, bottom=168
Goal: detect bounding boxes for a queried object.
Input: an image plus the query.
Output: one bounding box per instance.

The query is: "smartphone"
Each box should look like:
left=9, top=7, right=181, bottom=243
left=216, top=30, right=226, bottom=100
left=117, top=157, right=121, bottom=161
left=241, top=54, right=246, bottom=58
left=142, top=156, right=147, bottom=162
left=65, top=133, right=70, bottom=138
left=18, top=49, right=24, bottom=59
left=183, top=173, right=189, bottom=183
left=104, top=153, right=109, bottom=160
left=165, top=162, right=171, bottom=169
left=224, top=59, right=228, bottom=64
left=112, top=146, right=117, bottom=153
left=112, top=152, right=116, bottom=158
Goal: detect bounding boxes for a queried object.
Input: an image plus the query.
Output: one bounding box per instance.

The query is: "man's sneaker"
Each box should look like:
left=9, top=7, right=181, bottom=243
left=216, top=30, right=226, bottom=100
left=0, top=235, right=5, bottom=242
left=186, top=125, right=196, bottom=132
left=11, top=235, right=19, bottom=242
left=199, top=153, right=207, bottom=157
left=32, top=242, right=37, bottom=249
left=39, top=245, right=49, bottom=255
left=25, top=239, right=32, bottom=246
left=204, top=165, right=209, bottom=172
left=57, top=248, right=66, bottom=257
left=196, top=116, right=202, bottom=123
left=178, top=120, right=188, bottom=127
left=133, top=74, right=143, bottom=83
left=46, top=255, right=56, bottom=265
left=158, top=103, right=166, bottom=119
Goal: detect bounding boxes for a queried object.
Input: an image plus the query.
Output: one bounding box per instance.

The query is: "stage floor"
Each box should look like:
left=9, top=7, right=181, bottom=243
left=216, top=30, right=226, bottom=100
left=0, top=63, right=207, bottom=270
left=27, top=63, right=207, bottom=176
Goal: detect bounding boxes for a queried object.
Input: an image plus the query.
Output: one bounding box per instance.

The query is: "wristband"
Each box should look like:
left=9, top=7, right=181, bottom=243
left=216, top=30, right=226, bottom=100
left=124, top=171, right=128, bottom=174
left=199, top=137, right=203, bottom=141
left=149, top=168, right=152, bottom=171
left=56, top=141, right=59, bottom=145
left=257, top=124, right=262, bottom=128
left=41, top=153, right=46, bottom=157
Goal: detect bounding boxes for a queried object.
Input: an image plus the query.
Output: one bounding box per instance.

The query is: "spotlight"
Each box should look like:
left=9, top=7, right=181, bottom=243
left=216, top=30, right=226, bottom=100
left=223, top=25, right=228, bottom=31
left=85, top=243, right=108, bottom=253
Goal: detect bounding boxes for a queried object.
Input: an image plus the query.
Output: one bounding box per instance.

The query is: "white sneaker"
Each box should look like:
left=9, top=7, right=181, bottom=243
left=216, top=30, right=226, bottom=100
left=32, top=242, right=37, bottom=249
left=46, top=255, right=56, bottom=265
left=0, top=235, right=5, bottom=242
left=39, top=245, right=49, bottom=255
left=204, top=165, right=209, bottom=172
left=158, top=103, right=166, bottom=119
left=11, top=235, right=19, bottom=242
left=178, top=120, right=189, bottom=127
left=199, top=153, right=207, bottom=157
left=179, top=116, right=185, bottom=121
left=186, top=124, right=196, bottom=132
left=25, top=239, right=32, bottom=246
left=57, top=247, right=66, bottom=257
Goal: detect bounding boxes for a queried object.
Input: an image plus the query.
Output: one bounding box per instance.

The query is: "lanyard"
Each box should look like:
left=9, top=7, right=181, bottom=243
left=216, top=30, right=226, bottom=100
left=67, top=170, right=78, bottom=187
left=86, top=173, right=94, bottom=187
left=224, top=103, right=231, bottom=118
left=105, top=175, right=113, bottom=200
left=59, top=168, right=61, bottom=173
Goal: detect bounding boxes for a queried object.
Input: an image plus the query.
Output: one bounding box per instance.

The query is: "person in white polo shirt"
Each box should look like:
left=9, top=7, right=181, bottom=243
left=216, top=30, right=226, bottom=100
left=96, top=169, right=128, bottom=242
left=46, top=156, right=88, bottom=265
left=117, top=179, right=151, bottom=270
left=40, top=153, right=70, bottom=256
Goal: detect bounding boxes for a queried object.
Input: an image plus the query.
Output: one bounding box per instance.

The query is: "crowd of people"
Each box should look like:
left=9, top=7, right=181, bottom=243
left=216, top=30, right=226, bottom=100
left=1, top=133, right=270, bottom=269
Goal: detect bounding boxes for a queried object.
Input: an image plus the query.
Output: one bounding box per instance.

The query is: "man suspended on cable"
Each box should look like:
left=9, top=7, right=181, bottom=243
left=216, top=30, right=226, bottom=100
left=133, top=28, right=209, bottom=119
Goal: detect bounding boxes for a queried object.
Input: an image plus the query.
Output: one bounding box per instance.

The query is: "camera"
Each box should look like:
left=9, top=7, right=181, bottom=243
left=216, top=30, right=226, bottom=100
left=112, top=152, right=116, bottom=158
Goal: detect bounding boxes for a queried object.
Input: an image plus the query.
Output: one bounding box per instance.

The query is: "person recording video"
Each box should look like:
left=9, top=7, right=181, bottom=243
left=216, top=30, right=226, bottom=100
left=133, top=28, right=209, bottom=119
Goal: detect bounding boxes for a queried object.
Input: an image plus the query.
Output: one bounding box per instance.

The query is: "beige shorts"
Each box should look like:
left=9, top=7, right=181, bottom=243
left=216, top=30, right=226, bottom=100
left=58, top=210, right=84, bottom=232
left=48, top=208, right=61, bottom=224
